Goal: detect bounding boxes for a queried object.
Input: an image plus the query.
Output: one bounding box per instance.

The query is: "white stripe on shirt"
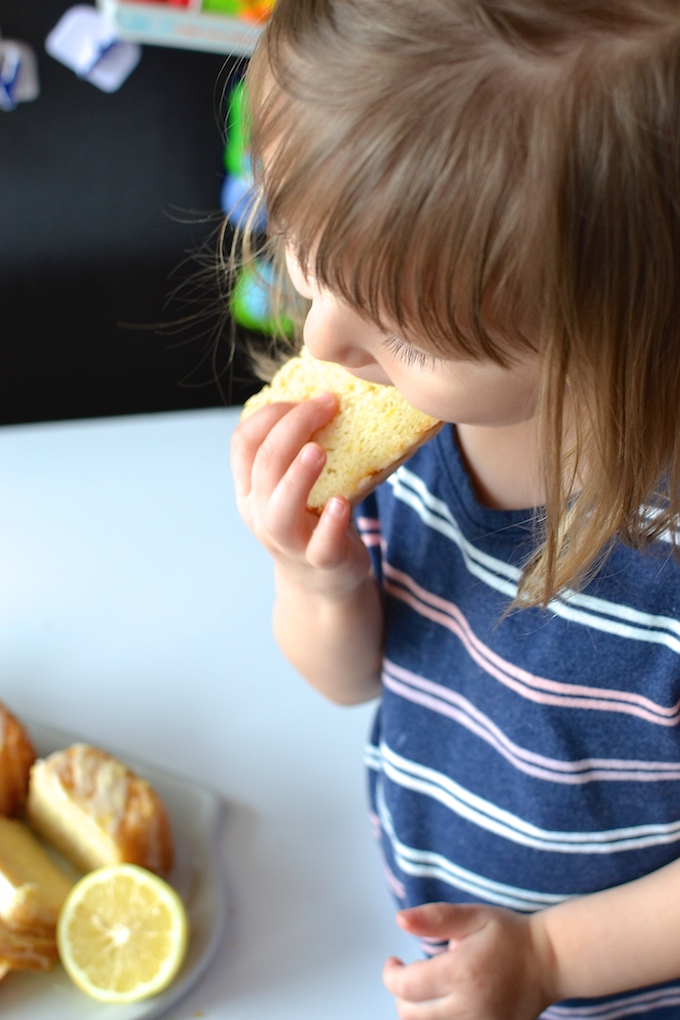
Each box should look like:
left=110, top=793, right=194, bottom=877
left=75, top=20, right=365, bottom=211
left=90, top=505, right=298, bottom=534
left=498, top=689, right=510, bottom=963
left=388, top=468, right=680, bottom=654
left=369, top=741, right=680, bottom=854
left=373, top=780, right=569, bottom=911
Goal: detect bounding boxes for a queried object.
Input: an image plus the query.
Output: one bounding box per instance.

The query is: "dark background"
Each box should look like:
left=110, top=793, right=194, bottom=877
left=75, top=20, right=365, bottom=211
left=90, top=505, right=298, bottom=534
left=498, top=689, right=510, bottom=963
left=0, top=1, right=261, bottom=424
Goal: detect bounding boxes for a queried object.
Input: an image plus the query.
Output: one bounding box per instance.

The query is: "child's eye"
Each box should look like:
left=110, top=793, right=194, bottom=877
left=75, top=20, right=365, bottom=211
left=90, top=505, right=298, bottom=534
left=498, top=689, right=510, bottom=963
left=381, top=333, right=437, bottom=370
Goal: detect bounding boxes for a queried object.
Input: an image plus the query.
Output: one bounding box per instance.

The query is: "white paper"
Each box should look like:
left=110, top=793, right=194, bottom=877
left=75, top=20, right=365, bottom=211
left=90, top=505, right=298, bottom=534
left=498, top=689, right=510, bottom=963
left=45, top=4, right=140, bottom=93
left=0, top=39, right=40, bottom=110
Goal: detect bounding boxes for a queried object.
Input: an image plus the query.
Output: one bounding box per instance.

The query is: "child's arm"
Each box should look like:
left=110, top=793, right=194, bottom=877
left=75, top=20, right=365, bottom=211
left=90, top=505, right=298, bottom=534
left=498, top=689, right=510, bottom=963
left=383, top=855, right=680, bottom=1019
left=231, top=394, right=383, bottom=705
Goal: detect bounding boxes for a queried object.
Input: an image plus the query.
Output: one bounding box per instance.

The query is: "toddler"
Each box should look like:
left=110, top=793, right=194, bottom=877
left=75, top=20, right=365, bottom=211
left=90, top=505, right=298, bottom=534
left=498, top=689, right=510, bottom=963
left=231, top=2, right=680, bottom=1017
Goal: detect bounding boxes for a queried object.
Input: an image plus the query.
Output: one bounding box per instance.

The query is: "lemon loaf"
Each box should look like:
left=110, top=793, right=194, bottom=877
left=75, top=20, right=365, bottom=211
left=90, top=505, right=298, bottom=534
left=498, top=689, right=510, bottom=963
left=26, top=744, right=174, bottom=877
left=241, top=346, right=443, bottom=512
left=0, top=817, right=73, bottom=935
left=0, top=702, right=36, bottom=817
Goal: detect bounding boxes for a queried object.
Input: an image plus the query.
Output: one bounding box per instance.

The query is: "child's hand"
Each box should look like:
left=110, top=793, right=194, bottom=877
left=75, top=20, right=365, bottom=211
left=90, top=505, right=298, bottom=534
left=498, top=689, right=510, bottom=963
left=383, top=902, right=555, bottom=1020
left=231, top=394, right=372, bottom=597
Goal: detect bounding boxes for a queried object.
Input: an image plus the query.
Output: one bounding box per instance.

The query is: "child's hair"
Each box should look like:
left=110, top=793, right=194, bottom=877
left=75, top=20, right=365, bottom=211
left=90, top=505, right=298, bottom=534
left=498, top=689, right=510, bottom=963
left=242, top=0, right=680, bottom=608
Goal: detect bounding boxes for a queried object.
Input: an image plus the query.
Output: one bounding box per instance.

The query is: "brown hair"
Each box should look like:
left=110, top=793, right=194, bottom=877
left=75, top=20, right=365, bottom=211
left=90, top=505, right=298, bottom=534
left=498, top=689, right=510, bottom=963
left=242, top=0, right=680, bottom=607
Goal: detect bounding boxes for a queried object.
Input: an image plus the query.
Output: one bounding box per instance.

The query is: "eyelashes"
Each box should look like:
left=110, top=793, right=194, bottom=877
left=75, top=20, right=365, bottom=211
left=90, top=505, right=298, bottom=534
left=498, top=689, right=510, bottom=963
left=380, top=333, right=437, bottom=370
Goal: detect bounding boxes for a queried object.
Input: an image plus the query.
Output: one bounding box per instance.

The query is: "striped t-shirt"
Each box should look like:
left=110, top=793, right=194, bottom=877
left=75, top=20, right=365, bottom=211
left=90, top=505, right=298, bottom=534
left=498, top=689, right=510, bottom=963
left=355, top=425, right=680, bottom=1020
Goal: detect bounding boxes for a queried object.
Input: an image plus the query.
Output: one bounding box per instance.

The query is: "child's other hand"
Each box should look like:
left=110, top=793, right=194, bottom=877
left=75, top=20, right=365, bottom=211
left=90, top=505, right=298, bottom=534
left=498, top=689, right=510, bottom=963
left=383, top=902, right=555, bottom=1020
left=231, top=394, right=371, bottom=595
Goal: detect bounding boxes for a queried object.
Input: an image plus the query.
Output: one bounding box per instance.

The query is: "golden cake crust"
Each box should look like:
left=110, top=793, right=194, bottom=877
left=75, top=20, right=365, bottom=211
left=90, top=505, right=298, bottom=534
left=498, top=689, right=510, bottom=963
left=0, top=702, right=37, bottom=818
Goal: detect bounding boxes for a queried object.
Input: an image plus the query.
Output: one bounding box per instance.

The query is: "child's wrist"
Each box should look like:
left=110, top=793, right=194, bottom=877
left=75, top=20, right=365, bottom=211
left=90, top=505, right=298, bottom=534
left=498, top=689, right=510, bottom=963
left=273, top=559, right=371, bottom=603
left=527, top=909, right=561, bottom=1012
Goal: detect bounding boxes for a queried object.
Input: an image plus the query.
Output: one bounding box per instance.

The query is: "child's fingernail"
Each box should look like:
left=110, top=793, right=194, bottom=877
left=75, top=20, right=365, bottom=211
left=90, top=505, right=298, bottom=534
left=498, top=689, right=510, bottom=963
left=396, top=909, right=416, bottom=928
left=326, top=496, right=345, bottom=518
left=301, top=443, right=324, bottom=468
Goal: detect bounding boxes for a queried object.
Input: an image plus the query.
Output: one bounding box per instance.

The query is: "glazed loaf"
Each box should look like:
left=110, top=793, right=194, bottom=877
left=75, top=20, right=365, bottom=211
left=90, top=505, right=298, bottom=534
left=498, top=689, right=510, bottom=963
left=0, top=702, right=36, bottom=817
left=26, top=744, right=174, bottom=877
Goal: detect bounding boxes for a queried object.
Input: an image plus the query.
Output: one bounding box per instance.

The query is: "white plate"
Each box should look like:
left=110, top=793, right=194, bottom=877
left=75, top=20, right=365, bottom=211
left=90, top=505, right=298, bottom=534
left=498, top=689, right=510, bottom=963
left=0, top=718, right=227, bottom=1019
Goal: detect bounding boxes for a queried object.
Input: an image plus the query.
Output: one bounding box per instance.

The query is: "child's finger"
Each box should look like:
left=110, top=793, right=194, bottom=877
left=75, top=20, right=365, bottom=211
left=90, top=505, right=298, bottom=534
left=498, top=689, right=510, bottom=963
left=263, top=442, right=328, bottom=544
left=305, top=496, right=354, bottom=568
left=248, top=393, right=338, bottom=501
left=397, top=902, right=487, bottom=944
left=231, top=401, right=298, bottom=498
left=383, top=953, right=453, bottom=1004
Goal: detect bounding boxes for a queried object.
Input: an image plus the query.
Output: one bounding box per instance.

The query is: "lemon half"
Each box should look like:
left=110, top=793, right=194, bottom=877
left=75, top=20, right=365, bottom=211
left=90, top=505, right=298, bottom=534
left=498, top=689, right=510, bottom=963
left=57, top=863, right=188, bottom=1003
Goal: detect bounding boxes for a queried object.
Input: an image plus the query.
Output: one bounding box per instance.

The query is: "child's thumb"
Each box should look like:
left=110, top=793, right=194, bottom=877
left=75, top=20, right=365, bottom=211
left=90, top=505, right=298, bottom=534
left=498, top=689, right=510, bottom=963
left=396, top=902, right=488, bottom=943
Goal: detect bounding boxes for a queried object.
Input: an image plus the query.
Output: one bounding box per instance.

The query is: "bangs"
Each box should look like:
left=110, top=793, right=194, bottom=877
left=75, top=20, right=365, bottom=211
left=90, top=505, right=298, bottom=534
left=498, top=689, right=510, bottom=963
left=246, top=2, right=554, bottom=365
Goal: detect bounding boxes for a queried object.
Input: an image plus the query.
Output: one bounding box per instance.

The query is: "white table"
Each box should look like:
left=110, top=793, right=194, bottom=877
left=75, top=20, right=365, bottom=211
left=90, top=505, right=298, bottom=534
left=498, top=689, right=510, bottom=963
left=0, top=408, right=415, bottom=1019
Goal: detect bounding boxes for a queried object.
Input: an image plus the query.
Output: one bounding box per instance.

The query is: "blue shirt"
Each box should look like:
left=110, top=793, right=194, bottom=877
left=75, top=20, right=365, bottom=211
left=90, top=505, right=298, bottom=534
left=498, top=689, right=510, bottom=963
left=356, top=425, right=680, bottom=1020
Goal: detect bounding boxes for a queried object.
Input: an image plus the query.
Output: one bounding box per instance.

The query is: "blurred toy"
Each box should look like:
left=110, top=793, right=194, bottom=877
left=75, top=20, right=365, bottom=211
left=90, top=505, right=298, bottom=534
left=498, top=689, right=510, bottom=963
left=112, top=0, right=273, bottom=16
left=45, top=5, right=141, bottom=93
left=223, top=76, right=290, bottom=336
left=203, top=0, right=275, bottom=20
left=230, top=260, right=294, bottom=338
left=0, top=35, right=39, bottom=112
left=221, top=77, right=267, bottom=232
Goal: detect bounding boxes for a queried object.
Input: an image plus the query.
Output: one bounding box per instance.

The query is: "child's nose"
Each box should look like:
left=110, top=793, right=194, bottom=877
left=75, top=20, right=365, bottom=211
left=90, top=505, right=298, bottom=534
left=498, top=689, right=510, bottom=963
left=303, top=298, right=369, bottom=370
left=303, top=327, right=353, bottom=368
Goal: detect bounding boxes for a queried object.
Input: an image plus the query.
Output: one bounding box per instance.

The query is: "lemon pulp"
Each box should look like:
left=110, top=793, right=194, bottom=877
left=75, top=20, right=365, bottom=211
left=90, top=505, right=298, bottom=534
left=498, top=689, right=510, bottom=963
left=57, top=864, right=188, bottom=1003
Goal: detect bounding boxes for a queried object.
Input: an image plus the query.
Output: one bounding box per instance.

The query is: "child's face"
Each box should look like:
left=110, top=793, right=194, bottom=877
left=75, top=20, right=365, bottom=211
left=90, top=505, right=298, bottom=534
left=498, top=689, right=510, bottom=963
left=285, top=248, right=542, bottom=428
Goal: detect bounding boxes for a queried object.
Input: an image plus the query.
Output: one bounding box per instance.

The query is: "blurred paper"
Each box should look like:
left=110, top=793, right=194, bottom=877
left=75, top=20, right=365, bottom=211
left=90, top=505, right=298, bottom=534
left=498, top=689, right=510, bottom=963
left=0, top=39, right=40, bottom=111
left=45, top=5, right=141, bottom=92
